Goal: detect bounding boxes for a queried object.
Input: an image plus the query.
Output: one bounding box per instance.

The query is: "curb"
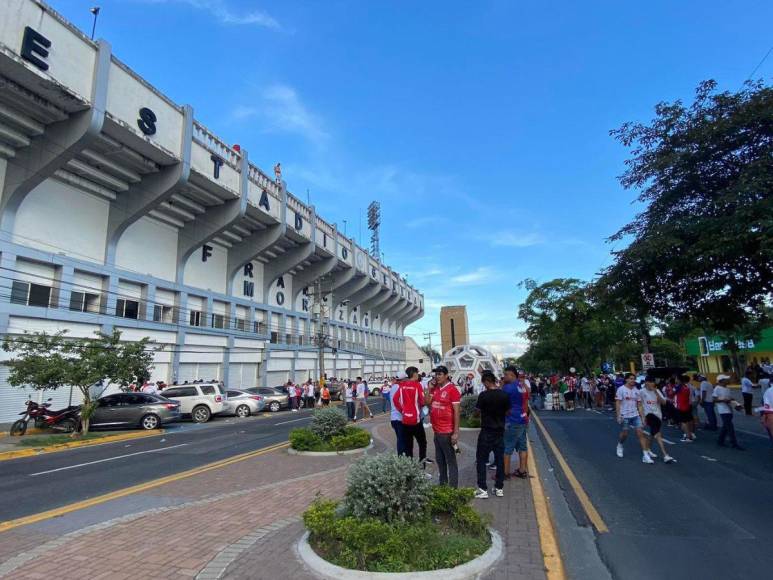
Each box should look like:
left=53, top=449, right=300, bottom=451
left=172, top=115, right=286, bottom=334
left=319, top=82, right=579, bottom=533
left=288, top=440, right=374, bottom=457
left=459, top=426, right=481, bottom=432
left=297, top=528, right=502, bottom=580
left=0, top=429, right=165, bottom=462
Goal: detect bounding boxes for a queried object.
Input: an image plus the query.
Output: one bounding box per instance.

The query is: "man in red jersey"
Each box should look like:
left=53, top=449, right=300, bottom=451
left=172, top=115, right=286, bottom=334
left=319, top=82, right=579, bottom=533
left=430, top=365, right=461, bottom=487
left=393, top=366, right=428, bottom=463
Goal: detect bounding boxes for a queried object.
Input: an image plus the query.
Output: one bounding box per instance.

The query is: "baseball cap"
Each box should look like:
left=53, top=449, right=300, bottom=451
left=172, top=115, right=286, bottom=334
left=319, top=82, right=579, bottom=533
left=716, top=374, right=731, bottom=381
left=432, top=365, right=449, bottom=374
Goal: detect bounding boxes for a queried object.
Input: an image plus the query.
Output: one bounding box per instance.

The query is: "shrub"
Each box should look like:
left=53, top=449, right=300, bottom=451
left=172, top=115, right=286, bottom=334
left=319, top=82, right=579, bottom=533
left=303, top=499, right=490, bottom=572
left=459, top=394, right=478, bottom=420
left=310, top=407, right=348, bottom=440
left=343, top=453, right=432, bottom=523
left=289, top=428, right=323, bottom=451
left=331, top=426, right=371, bottom=451
left=428, top=485, right=474, bottom=515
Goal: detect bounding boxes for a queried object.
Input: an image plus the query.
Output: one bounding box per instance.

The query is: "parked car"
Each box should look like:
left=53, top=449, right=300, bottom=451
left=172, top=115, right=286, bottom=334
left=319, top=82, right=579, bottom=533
left=244, top=386, right=289, bottom=412
left=222, top=389, right=265, bottom=417
left=161, top=382, right=227, bottom=423
left=91, top=393, right=181, bottom=430
left=326, top=381, right=345, bottom=401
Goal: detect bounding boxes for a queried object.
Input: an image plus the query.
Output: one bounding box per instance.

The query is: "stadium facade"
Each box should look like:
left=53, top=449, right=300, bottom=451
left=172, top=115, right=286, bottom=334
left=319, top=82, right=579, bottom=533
left=0, top=0, right=423, bottom=418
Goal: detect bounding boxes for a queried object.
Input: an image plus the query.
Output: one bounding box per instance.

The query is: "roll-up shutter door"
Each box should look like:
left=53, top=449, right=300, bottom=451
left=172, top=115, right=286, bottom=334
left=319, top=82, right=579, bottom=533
left=177, top=363, right=197, bottom=384
left=266, top=371, right=288, bottom=388
left=198, top=363, right=221, bottom=382
left=0, top=366, right=82, bottom=423
left=227, top=363, right=258, bottom=389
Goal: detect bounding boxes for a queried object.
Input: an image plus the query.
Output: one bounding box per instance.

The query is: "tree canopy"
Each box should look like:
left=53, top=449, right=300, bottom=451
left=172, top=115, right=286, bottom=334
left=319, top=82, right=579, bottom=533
left=601, top=80, right=772, bottom=332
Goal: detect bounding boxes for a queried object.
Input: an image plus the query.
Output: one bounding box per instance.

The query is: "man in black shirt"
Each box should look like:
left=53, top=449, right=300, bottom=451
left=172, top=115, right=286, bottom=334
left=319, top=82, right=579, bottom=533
left=474, top=371, right=511, bottom=498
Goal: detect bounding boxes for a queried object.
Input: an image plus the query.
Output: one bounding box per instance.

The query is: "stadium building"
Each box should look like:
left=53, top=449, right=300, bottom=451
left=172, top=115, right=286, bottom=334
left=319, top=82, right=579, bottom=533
left=0, top=0, right=424, bottom=420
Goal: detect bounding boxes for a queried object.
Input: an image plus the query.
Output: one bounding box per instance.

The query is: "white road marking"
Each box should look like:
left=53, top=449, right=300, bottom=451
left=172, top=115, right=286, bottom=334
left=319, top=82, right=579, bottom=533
left=275, top=418, right=308, bottom=425
left=701, top=455, right=718, bottom=462
left=29, top=444, right=189, bottom=477
left=661, top=438, right=676, bottom=445
left=736, top=428, right=768, bottom=439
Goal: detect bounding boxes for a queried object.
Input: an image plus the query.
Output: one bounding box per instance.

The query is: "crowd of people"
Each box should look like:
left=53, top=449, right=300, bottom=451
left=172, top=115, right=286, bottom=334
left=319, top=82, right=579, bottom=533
left=520, top=368, right=773, bottom=461
left=387, top=364, right=532, bottom=499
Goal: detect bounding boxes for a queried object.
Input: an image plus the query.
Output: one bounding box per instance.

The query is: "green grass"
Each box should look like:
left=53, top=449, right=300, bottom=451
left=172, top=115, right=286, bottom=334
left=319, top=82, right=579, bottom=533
left=459, top=416, right=481, bottom=428
left=18, top=433, right=109, bottom=447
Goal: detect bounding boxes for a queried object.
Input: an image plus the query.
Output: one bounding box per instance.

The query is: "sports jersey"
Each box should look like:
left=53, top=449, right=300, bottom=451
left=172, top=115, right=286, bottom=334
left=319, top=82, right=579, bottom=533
left=393, top=380, right=425, bottom=425
left=430, top=382, right=461, bottom=434
left=615, top=385, right=641, bottom=418
left=503, top=381, right=530, bottom=425
left=674, top=384, right=691, bottom=412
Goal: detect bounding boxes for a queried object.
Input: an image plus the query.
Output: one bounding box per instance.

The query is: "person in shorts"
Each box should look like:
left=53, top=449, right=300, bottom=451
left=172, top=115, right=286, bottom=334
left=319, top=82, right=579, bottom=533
left=674, top=375, right=696, bottom=442
left=502, top=366, right=530, bottom=478
left=615, top=373, right=652, bottom=463
left=640, top=376, right=676, bottom=464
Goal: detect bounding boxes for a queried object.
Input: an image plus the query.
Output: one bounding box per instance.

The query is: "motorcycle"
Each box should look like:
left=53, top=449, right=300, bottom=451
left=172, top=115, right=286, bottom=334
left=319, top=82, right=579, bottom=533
left=10, top=398, right=81, bottom=436
left=10, top=397, right=52, bottom=436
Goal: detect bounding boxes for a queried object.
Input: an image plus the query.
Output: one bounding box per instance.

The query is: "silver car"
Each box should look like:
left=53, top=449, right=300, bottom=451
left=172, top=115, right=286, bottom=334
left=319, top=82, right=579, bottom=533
left=222, top=389, right=266, bottom=417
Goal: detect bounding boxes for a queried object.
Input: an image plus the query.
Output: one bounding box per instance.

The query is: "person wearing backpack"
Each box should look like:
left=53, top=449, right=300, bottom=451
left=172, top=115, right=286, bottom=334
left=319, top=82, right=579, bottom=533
left=393, top=366, right=428, bottom=463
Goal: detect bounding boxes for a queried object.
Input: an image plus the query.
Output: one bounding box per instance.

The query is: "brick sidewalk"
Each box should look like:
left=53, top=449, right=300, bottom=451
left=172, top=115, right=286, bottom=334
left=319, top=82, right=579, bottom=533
left=0, top=419, right=549, bottom=580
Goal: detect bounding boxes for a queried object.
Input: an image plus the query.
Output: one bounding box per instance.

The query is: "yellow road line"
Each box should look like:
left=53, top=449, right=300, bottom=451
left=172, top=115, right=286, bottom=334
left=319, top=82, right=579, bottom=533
left=0, top=440, right=289, bottom=533
left=532, top=413, right=609, bottom=533
left=528, top=443, right=567, bottom=580
left=0, top=430, right=165, bottom=462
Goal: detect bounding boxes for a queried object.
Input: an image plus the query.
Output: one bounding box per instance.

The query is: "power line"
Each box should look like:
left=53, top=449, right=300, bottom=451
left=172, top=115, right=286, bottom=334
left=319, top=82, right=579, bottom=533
left=746, top=44, right=773, bottom=82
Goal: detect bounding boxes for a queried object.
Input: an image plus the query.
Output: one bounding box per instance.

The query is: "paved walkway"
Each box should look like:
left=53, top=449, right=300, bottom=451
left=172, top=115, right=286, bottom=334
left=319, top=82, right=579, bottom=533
left=0, top=418, right=549, bottom=580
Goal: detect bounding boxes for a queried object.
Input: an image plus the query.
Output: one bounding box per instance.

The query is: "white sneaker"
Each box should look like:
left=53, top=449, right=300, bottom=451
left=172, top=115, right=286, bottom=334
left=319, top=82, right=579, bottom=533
left=664, top=455, right=677, bottom=464
left=474, top=488, right=489, bottom=499
left=616, top=444, right=624, bottom=458
left=642, top=453, right=655, bottom=464
left=647, top=450, right=658, bottom=459
left=495, top=488, right=504, bottom=497
left=681, top=437, right=693, bottom=444
left=424, top=472, right=433, bottom=480
left=690, top=434, right=697, bottom=441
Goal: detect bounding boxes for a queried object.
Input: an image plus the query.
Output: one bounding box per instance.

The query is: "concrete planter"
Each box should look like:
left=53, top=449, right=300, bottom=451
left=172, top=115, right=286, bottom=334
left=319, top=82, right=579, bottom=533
left=288, top=440, right=373, bottom=457
left=297, top=528, right=502, bottom=580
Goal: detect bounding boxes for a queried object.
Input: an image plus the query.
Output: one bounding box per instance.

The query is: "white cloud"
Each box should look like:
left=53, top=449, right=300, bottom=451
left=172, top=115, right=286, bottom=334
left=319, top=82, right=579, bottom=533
left=260, top=84, right=329, bottom=145
left=449, top=267, right=495, bottom=285
left=140, top=0, right=280, bottom=29
left=489, top=231, right=544, bottom=248
left=475, top=339, right=528, bottom=359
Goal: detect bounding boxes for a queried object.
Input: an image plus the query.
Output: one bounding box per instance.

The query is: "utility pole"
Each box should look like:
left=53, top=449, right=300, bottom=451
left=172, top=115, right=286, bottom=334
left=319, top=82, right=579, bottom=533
left=422, top=331, right=438, bottom=365
left=311, top=276, right=330, bottom=381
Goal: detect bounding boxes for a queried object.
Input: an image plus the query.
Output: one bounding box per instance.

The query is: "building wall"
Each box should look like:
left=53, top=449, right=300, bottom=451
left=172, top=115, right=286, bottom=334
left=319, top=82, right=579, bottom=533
left=440, top=305, right=469, bottom=355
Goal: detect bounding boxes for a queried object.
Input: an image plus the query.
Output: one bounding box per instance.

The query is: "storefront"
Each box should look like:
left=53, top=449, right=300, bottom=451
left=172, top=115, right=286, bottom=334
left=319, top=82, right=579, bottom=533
left=684, top=327, right=773, bottom=381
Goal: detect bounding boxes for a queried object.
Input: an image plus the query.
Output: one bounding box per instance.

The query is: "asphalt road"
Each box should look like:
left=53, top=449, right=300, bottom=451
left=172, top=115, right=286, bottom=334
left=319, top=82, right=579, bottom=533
left=535, top=404, right=773, bottom=580
left=0, top=397, right=388, bottom=522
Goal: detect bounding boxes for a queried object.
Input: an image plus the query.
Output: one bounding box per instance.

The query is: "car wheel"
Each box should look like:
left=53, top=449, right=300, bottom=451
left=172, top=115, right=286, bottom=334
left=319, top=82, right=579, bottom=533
left=140, top=414, right=160, bottom=430
left=269, top=401, right=281, bottom=413
left=10, top=419, right=27, bottom=436
left=371, top=388, right=381, bottom=397
left=236, top=404, right=251, bottom=418
left=192, top=405, right=211, bottom=423
left=59, top=418, right=77, bottom=433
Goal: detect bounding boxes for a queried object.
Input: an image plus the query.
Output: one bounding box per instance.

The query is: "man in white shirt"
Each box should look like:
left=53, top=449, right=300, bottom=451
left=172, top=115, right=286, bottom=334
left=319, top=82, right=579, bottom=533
left=344, top=381, right=355, bottom=420
left=615, top=373, right=652, bottom=463
left=355, top=377, right=373, bottom=421
left=713, top=375, right=743, bottom=450
left=740, top=370, right=757, bottom=416
left=760, top=379, right=773, bottom=446
left=698, top=374, right=718, bottom=430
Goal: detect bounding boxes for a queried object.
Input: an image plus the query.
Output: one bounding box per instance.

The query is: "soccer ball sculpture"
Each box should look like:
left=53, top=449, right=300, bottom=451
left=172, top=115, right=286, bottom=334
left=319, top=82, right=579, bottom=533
left=441, top=345, right=502, bottom=393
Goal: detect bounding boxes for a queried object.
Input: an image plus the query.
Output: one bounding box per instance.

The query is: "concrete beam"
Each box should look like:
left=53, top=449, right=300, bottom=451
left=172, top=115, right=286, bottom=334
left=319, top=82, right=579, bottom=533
left=372, top=293, right=401, bottom=325
left=1, top=40, right=111, bottom=233
left=403, top=305, right=424, bottom=327
left=348, top=280, right=382, bottom=314
left=333, top=273, right=369, bottom=305
left=291, top=225, right=338, bottom=304
left=176, top=150, right=249, bottom=284
left=358, top=286, right=392, bottom=316
left=105, top=104, right=194, bottom=265
left=225, top=182, right=288, bottom=294
left=381, top=296, right=410, bottom=321
left=262, top=221, right=316, bottom=299
left=329, top=266, right=355, bottom=294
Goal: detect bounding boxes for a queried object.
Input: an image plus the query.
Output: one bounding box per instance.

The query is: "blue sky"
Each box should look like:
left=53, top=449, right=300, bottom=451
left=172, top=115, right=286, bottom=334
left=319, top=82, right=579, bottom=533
left=55, top=0, right=772, bottom=356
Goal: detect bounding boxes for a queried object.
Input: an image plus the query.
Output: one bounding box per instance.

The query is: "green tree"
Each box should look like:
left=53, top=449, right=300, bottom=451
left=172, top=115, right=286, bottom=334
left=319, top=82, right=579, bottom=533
left=3, top=329, right=157, bottom=434
left=602, top=80, right=773, bottom=332
left=517, top=278, right=639, bottom=375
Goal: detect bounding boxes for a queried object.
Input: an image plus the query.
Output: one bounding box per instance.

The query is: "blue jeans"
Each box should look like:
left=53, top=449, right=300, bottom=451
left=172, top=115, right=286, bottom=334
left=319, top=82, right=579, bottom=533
left=718, top=413, right=738, bottom=446
left=504, top=423, right=528, bottom=454
left=382, top=396, right=390, bottom=413
left=391, top=420, right=405, bottom=455
left=346, top=401, right=355, bottom=420
left=702, top=402, right=717, bottom=430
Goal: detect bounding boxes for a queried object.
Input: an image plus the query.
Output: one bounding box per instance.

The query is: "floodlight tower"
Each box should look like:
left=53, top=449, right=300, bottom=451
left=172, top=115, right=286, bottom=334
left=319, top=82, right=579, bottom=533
left=367, top=201, right=381, bottom=261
